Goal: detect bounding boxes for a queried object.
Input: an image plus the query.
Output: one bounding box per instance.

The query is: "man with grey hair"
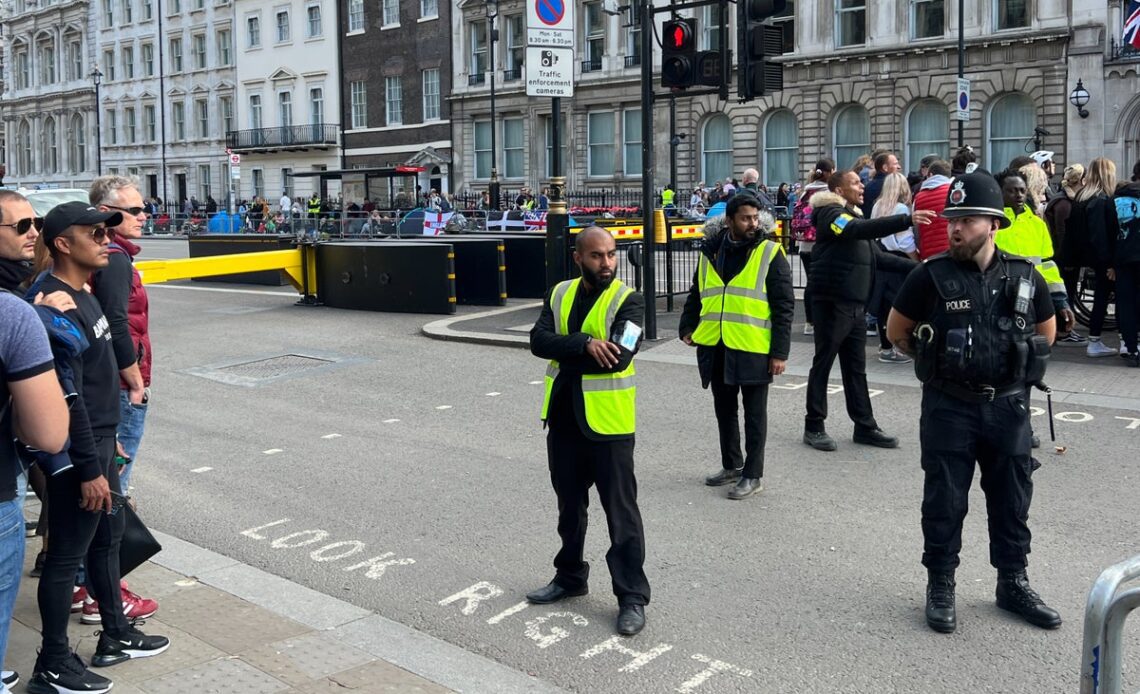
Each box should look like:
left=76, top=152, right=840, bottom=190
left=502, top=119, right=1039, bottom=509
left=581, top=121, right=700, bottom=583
left=740, top=168, right=775, bottom=211
left=87, top=175, right=160, bottom=622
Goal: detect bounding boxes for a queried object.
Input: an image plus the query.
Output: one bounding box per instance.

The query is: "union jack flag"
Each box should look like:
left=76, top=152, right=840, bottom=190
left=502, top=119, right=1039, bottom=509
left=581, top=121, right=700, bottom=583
left=523, top=211, right=548, bottom=230
left=1126, top=0, right=1140, bottom=50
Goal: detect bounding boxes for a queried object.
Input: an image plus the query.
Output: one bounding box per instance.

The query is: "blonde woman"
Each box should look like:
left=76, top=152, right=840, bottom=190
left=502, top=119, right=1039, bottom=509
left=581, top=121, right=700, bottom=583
left=1017, top=164, right=1049, bottom=216
left=1065, top=157, right=1118, bottom=356
left=868, top=172, right=919, bottom=363
left=1044, top=164, right=1086, bottom=343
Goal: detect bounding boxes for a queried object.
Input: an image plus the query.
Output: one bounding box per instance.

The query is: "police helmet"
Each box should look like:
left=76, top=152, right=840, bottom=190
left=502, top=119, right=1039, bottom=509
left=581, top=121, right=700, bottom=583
left=941, top=170, right=1011, bottom=229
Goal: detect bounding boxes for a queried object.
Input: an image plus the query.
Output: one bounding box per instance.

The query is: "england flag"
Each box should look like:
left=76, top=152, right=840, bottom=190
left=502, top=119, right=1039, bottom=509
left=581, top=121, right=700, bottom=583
left=1127, top=0, right=1140, bottom=50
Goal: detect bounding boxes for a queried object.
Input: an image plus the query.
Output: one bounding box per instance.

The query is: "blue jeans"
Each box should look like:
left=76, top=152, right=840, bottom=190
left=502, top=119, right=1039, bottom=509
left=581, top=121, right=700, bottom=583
left=118, top=389, right=149, bottom=495
left=0, top=495, right=26, bottom=671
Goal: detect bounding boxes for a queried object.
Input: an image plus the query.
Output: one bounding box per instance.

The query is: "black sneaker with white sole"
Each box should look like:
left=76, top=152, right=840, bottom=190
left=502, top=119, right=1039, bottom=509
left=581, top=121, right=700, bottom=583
left=26, top=653, right=112, bottom=694
left=91, top=625, right=170, bottom=668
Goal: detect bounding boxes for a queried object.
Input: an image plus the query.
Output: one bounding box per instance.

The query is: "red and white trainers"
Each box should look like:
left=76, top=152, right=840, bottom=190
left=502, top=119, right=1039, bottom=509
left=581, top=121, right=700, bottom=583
left=80, top=583, right=159, bottom=624
left=71, top=586, right=87, bottom=613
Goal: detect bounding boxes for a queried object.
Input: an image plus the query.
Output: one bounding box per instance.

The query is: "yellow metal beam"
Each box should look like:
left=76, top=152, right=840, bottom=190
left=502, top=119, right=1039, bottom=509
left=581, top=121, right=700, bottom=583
left=134, top=248, right=316, bottom=294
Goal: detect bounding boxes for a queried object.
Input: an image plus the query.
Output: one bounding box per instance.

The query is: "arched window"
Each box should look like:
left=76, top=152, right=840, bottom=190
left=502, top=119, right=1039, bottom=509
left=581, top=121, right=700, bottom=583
left=702, top=114, right=733, bottom=184
left=43, top=116, right=58, bottom=174
left=17, top=120, right=32, bottom=174
left=832, top=104, right=869, bottom=170
left=904, top=100, right=949, bottom=172
left=987, top=93, right=1035, bottom=171
left=763, top=109, right=798, bottom=186
left=70, top=113, right=87, bottom=174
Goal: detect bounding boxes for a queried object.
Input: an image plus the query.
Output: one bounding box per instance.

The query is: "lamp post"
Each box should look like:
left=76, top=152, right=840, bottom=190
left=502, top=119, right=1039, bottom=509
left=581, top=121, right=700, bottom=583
left=90, top=66, right=103, bottom=175
left=1069, top=79, right=1090, bottom=119
left=486, top=0, right=500, bottom=210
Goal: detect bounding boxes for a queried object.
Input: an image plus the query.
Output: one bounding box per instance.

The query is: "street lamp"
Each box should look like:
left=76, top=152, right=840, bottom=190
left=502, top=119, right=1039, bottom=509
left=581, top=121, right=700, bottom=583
left=486, top=0, right=500, bottom=210
left=90, top=66, right=103, bottom=174
left=1069, top=79, right=1091, bottom=119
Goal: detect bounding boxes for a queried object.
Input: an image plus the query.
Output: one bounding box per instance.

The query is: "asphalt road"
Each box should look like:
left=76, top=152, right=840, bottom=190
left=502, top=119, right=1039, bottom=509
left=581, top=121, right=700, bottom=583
left=131, top=239, right=1139, bottom=693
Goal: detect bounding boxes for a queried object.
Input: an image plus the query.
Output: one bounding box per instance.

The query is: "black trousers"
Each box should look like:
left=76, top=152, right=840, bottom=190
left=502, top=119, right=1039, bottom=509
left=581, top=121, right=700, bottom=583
left=547, top=419, right=649, bottom=606
left=711, top=352, right=769, bottom=478
left=919, top=388, right=1034, bottom=572
left=1116, top=262, right=1140, bottom=353
left=805, top=298, right=877, bottom=433
left=39, top=434, right=130, bottom=662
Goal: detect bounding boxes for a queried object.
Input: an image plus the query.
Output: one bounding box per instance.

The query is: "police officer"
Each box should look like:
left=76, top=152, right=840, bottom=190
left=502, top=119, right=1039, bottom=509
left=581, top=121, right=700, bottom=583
left=527, top=227, right=650, bottom=636
left=679, top=194, right=795, bottom=500
left=886, top=171, right=1062, bottom=634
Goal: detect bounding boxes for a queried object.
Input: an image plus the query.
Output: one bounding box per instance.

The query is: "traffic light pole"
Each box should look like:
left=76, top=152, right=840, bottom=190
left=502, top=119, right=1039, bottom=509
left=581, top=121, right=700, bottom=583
left=639, top=0, right=657, bottom=340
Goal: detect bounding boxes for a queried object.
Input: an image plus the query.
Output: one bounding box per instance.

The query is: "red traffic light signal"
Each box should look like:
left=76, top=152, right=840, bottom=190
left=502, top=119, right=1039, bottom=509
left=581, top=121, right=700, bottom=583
left=661, top=18, right=697, bottom=88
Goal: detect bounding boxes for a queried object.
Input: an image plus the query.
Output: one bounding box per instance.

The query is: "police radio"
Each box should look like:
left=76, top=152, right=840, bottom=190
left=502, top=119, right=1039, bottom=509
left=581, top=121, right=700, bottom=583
left=1013, top=277, right=1033, bottom=316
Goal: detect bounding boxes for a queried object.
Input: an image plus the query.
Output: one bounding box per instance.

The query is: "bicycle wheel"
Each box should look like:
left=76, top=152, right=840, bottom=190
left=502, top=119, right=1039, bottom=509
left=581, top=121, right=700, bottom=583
left=1072, top=266, right=1118, bottom=331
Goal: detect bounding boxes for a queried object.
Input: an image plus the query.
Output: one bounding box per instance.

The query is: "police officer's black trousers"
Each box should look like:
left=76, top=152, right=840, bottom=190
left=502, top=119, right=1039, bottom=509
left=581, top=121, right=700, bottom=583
left=711, top=374, right=769, bottom=478
left=919, top=388, right=1034, bottom=572
left=547, top=423, right=650, bottom=606
left=805, top=298, right=878, bottom=433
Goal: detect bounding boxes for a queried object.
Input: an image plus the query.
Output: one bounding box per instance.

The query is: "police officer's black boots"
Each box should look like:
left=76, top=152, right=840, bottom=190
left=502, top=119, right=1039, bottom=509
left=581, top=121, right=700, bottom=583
left=925, top=570, right=957, bottom=633
left=995, top=569, right=1063, bottom=629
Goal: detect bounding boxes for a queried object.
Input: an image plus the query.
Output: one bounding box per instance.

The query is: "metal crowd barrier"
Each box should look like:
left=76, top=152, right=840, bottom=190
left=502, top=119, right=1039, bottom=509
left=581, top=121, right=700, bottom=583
left=1081, top=553, right=1140, bottom=693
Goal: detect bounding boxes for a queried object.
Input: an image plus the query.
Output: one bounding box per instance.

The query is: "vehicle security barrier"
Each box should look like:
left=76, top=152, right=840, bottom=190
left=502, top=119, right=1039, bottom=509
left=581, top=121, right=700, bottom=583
left=394, top=236, right=507, bottom=306
left=188, top=234, right=297, bottom=285
left=1081, top=553, right=1140, bottom=693
left=316, top=242, right=456, bottom=314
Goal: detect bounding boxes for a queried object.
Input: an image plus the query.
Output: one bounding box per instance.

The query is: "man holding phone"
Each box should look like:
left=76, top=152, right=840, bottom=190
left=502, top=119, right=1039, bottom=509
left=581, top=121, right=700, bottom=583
left=28, top=202, right=168, bottom=694
left=528, top=227, right=650, bottom=636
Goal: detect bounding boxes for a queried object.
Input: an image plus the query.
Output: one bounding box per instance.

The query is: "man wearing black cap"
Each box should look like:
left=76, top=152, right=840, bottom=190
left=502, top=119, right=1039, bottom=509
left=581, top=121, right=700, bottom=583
left=29, top=202, right=168, bottom=694
left=886, top=172, right=1062, bottom=635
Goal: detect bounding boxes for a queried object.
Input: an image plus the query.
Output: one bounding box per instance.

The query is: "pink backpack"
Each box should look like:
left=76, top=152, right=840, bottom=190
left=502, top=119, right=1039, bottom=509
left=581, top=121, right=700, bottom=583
left=790, top=196, right=815, bottom=242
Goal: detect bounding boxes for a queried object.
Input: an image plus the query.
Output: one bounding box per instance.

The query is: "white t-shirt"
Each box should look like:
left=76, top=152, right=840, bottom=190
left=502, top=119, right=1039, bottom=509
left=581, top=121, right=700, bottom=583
left=878, top=202, right=917, bottom=254
left=280, top=195, right=292, bottom=212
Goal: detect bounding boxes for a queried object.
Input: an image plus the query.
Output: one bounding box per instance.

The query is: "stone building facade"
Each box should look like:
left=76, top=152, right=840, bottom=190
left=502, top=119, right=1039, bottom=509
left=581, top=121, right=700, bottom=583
left=450, top=0, right=1140, bottom=196
left=1, top=0, right=98, bottom=188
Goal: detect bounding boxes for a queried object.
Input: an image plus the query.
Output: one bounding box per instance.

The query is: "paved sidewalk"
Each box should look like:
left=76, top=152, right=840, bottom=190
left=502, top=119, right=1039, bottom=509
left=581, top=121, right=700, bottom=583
left=423, top=298, right=1140, bottom=412
left=6, top=530, right=560, bottom=693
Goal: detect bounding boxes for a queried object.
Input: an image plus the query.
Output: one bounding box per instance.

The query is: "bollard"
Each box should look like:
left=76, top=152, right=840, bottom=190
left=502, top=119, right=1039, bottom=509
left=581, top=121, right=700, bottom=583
left=653, top=208, right=668, bottom=244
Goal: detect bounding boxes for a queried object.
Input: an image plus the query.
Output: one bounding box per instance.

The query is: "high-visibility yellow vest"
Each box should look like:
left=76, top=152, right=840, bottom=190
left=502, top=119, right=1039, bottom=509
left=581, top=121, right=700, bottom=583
left=691, top=239, right=782, bottom=353
left=308, top=197, right=321, bottom=214
left=540, top=278, right=636, bottom=436
left=662, top=188, right=676, bottom=206
left=998, top=207, right=1066, bottom=296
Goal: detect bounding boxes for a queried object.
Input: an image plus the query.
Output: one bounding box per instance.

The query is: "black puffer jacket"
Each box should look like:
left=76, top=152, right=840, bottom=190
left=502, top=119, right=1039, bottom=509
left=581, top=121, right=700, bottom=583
left=808, top=191, right=918, bottom=304
left=1064, top=193, right=1117, bottom=268
left=679, top=220, right=795, bottom=387
left=1115, top=182, right=1140, bottom=267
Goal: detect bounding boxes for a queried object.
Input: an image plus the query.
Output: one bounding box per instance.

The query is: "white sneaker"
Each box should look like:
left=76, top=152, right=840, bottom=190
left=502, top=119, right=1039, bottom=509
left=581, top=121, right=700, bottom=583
left=1086, top=340, right=1117, bottom=358
left=803, top=323, right=814, bottom=336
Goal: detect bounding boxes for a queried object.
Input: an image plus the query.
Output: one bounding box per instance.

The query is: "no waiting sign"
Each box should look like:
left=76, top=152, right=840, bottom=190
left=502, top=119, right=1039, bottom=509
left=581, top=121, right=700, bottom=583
left=527, top=0, right=574, bottom=49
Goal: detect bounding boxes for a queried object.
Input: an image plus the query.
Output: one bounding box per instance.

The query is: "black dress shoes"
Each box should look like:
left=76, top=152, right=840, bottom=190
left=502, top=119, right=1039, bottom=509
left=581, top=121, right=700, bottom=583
left=996, top=569, right=1062, bottom=629
left=803, top=430, right=837, bottom=451
left=727, top=477, right=763, bottom=500
left=925, top=570, right=957, bottom=634
left=525, top=582, right=588, bottom=605
left=616, top=605, right=646, bottom=636
left=705, top=468, right=743, bottom=486
left=853, top=427, right=899, bottom=448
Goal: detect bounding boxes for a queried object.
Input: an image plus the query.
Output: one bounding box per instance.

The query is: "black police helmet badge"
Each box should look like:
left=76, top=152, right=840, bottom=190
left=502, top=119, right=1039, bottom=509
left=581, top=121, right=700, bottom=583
left=941, top=170, right=1011, bottom=229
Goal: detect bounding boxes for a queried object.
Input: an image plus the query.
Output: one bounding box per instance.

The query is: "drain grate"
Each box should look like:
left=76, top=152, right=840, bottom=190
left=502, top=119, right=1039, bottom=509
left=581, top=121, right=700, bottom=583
left=216, top=354, right=334, bottom=379
left=181, top=351, right=366, bottom=388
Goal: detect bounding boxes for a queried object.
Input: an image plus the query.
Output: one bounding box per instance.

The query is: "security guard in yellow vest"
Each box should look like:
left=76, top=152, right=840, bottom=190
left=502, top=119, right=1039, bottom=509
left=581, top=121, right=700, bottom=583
left=528, top=226, right=649, bottom=636
left=679, top=193, right=796, bottom=499
left=307, top=194, right=321, bottom=220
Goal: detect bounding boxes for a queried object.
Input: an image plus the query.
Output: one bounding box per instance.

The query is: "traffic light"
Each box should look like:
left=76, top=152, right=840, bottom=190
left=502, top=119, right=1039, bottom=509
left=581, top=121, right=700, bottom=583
left=661, top=18, right=697, bottom=89
left=736, top=0, right=786, bottom=101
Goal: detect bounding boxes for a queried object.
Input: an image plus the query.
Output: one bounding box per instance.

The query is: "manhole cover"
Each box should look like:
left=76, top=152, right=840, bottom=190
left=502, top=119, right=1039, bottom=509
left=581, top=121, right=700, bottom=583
left=181, top=351, right=367, bottom=387
left=216, top=354, right=333, bottom=378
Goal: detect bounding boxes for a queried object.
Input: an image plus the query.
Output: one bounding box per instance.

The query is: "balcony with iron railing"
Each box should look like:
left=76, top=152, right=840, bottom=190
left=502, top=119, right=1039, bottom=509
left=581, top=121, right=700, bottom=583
left=581, top=59, right=602, bottom=73
left=468, top=73, right=485, bottom=86
left=624, top=54, right=641, bottom=68
left=503, top=66, right=522, bottom=81
left=1109, top=37, right=1140, bottom=62
left=226, top=124, right=339, bottom=151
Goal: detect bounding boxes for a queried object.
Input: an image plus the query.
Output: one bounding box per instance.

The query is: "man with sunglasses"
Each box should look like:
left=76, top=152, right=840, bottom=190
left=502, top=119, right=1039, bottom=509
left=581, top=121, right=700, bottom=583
left=29, top=201, right=169, bottom=694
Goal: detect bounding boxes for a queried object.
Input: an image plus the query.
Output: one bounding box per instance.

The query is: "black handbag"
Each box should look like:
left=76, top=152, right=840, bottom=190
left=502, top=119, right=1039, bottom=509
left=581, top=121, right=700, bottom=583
left=119, top=503, right=162, bottom=578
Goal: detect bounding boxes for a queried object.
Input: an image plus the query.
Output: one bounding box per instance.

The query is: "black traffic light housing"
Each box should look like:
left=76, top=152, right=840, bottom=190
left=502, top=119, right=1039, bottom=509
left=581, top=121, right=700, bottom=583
left=736, top=0, right=786, bottom=101
left=661, top=18, right=697, bottom=88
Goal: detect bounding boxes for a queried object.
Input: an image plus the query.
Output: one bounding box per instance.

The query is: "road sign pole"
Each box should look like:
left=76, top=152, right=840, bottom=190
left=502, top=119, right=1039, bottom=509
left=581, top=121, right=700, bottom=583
left=545, top=96, right=569, bottom=289
left=640, top=0, right=656, bottom=340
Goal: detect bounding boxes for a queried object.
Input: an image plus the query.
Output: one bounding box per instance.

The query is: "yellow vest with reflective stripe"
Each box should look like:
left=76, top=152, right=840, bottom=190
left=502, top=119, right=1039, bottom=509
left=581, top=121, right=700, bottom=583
left=691, top=239, right=782, bottom=353
left=662, top=188, right=675, bottom=206
left=540, top=278, right=636, bottom=436
left=998, top=207, right=1066, bottom=296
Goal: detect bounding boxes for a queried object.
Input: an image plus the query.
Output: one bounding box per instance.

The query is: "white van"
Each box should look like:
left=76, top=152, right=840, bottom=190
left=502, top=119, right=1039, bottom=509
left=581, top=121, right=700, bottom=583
left=18, top=188, right=90, bottom=216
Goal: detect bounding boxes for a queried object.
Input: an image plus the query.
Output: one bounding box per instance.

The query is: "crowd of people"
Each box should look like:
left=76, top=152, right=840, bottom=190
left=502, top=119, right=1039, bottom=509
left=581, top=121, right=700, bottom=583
left=2, top=178, right=167, bottom=694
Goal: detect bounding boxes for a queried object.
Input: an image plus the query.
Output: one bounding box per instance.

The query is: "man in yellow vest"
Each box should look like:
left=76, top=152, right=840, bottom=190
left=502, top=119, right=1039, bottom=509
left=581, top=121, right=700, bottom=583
left=528, top=226, right=649, bottom=636
left=679, top=193, right=796, bottom=499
